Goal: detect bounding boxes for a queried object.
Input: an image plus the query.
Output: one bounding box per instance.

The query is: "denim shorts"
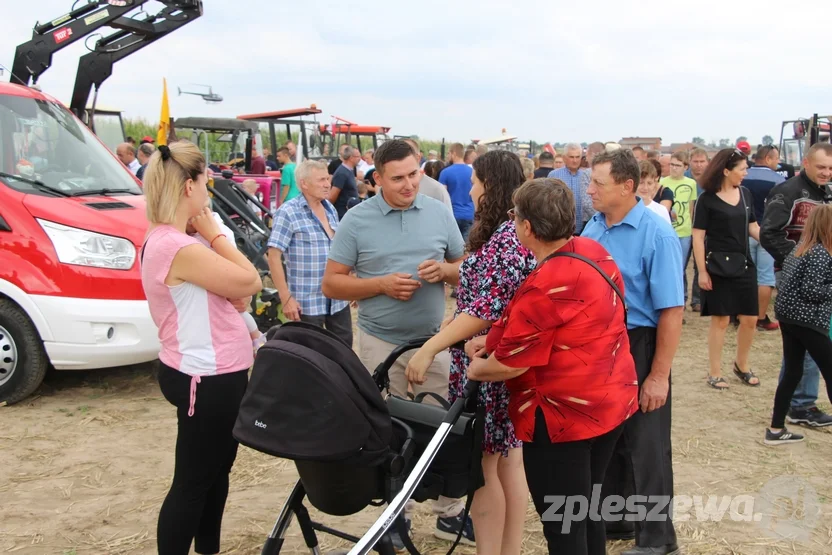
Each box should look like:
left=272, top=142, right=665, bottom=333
left=749, top=238, right=776, bottom=287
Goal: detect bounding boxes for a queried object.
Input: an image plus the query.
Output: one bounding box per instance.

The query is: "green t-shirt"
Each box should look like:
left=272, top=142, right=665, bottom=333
left=280, top=163, right=300, bottom=202
left=661, top=176, right=698, bottom=238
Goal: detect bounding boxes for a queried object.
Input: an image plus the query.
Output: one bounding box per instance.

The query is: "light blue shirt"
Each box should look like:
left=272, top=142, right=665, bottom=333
left=581, top=199, right=684, bottom=329
left=548, top=167, right=593, bottom=233
left=328, top=192, right=465, bottom=345
left=267, top=195, right=349, bottom=317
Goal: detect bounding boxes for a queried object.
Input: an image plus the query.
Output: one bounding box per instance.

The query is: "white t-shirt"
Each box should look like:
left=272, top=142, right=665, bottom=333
left=645, top=200, right=671, bottom=224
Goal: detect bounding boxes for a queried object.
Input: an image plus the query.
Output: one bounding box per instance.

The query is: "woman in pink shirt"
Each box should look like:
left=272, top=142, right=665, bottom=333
left=140, top=142, right=262, bottom=555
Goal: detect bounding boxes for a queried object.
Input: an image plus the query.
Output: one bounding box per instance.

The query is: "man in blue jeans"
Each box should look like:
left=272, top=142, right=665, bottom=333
left=761, top=143, right=832, bottom=427
left=742, top=145, right=784, bottom=331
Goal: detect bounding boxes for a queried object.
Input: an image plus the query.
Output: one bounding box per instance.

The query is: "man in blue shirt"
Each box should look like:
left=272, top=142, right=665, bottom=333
left=582, top=149, right=684, bottom=555
left=329, top=145, right=361, bottom=220
left=438, top=142, right=475, bottom=240
left=742, top=145, right=785, bottom=330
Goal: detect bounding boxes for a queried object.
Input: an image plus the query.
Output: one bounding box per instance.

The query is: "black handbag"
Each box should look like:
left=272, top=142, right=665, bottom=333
left=706, top=188, right=749, bottom=278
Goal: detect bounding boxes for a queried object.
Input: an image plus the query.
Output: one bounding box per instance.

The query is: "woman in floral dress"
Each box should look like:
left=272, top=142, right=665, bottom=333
left=406, top=150, right=536, bottom=555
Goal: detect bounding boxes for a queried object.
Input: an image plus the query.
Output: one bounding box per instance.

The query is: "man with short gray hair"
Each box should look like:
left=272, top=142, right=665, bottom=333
left=582, top=148, right=683, bottom=555
left=267, top=159, right=352, bottom=345
left=136, top=143, right=155, bottom=181
left=548, top=142, right=593, bottom=234
left=329, top=145, right=361, bottom=219
left=116, top=142, right=140, bottom=175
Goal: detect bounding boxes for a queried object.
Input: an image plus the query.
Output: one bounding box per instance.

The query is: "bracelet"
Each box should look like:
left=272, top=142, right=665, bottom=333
left=209, top=234, right=223, bottom=249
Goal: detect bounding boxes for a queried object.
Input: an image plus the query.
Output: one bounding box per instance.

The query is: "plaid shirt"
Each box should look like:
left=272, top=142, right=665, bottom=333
left=267, top=195, right=349, bottom=316
left=548, top=167, right=594, bottom=234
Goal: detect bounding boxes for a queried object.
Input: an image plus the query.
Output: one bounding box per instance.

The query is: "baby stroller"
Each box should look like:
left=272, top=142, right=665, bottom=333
left=233, top=322, right=484, bottom=555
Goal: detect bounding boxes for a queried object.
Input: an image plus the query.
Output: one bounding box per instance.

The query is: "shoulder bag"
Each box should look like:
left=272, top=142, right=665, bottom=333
left=705, top=188, right=749, bottom=278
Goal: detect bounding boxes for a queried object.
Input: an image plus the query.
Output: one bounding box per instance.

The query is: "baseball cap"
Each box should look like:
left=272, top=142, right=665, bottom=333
left=141, top=136, right=154, bottom=144
left=736, top=140, right=751, bottom=155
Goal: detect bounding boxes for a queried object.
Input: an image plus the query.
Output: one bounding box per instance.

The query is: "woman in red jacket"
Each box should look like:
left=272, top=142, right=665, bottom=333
left=467, top=178, right=638, bottom=555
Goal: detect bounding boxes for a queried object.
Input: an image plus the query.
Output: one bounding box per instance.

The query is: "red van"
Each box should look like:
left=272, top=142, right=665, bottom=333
left=0, top=82, right=158, bottom=405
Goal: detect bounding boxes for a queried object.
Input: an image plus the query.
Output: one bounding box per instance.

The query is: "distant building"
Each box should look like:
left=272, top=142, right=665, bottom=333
left=620, top=137, right=662, bottom=151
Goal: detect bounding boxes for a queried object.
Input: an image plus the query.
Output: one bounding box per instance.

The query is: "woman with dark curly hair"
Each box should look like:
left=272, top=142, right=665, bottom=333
left=405, top=150, right=535, bottom=554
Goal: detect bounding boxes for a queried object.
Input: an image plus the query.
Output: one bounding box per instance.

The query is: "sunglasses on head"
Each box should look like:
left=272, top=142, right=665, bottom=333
left=727, top=149, right=746, bottom=165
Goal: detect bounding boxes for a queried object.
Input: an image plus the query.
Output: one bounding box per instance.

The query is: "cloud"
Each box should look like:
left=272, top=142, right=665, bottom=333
left=2, top=0, right=830, bottom=145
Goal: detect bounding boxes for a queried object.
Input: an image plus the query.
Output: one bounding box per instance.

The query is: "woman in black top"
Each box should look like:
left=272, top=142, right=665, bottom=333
left=692, top=148, right=761, bottom=390
left=767, top=204, right=832, bottom=444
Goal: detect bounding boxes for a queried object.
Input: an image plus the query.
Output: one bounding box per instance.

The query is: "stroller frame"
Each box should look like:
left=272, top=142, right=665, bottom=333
left=258, top=338, right=480, bottom=555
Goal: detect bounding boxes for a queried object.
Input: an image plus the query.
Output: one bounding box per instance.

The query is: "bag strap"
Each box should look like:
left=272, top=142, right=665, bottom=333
left=740, top=186, right=749, bottom=260
left=543, top=251, right=628, bottom=326
left=412, top=391, right=452, bottom=410
left=444, top=402, right=485, bottom=555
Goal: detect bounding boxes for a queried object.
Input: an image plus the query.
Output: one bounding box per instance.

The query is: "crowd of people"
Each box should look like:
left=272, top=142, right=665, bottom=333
left=137, top=132, right=832, bottom=555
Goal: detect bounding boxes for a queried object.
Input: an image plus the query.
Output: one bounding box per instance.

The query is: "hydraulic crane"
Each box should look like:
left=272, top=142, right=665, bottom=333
left=10, top=0, right=202, bottom=129
left=69, top=1, right=202, bottom=125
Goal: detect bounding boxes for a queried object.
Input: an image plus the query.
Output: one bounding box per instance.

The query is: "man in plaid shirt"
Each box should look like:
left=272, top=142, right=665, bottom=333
left=267, top=160, right=352, bottom=346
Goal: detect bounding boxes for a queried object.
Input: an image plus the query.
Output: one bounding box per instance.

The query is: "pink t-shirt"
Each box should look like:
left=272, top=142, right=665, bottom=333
left=141, top=225, right=253, bottom=376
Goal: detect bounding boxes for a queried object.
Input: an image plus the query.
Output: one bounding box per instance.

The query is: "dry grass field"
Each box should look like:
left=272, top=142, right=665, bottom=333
left=2, top=291, right=831, bottom=555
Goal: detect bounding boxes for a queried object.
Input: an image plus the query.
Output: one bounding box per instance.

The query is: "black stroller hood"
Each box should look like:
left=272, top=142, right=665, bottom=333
left=233, top=322, right=393, bottom=466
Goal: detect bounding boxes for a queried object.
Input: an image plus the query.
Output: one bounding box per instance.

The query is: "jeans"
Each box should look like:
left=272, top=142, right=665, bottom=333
left=778, top=354, right=820, bottom=410
left=679, top=236, right=692, bottom=303
left=456, top=218, right=473, bottom=242
left=773, top=323, right=832, bottom=427
left=691, top=261, right=701, bottom=306
left=299, top=306, right=353, bottom=348
left=749, top=238, right=776, bottom=287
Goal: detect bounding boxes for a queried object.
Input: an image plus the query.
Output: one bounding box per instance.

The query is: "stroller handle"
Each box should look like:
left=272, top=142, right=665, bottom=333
left=372, top=339, right=475, bottom=393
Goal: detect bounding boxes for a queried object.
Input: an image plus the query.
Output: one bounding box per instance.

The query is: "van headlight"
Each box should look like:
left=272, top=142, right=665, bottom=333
left=37, top=219, right=136, bottom=270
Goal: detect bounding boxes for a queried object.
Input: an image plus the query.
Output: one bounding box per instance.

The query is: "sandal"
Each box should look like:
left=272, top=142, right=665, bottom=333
left=707, top=376, right=729, bottom=390
left=733, top=362, right=760, bottom=386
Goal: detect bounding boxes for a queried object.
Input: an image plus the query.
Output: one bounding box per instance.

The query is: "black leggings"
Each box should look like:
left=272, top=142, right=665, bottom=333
left=772, top=322, right=832, bottom=429
left=157, top=364, right=249, bottom=555
left=523, top=409, right=624, bottom=555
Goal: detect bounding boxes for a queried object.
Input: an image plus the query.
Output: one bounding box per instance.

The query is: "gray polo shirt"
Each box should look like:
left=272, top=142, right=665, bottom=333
left=328, top=192, right=465, bottom=345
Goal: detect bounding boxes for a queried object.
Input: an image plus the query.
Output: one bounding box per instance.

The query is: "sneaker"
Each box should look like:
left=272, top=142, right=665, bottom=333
left=757, top=316, right=780, bottom=331
left=786, top=407, right=832, bottom=428
left=434, top=510, right=475, bottom=546
left=764, top=427, right=805, bottom=445
left=386, top=517, right=411, bottom=553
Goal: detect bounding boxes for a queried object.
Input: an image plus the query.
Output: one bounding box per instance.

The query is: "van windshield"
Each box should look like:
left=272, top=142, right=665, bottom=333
left=0, top=95, right=142, bottom=197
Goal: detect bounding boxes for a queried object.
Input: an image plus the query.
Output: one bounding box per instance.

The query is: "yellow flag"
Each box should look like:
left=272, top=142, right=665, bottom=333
left=157, top=78, right=170, bottom=146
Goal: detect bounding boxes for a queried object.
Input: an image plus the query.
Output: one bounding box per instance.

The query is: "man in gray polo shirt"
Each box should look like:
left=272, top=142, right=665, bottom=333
left=322, top=139, right=471, bottom=546
left=324, top=138, right=465, bottom=393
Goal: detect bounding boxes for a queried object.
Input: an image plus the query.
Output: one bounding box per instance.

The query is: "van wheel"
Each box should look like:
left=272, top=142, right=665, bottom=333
left=0, top=299, right=49, bottom=405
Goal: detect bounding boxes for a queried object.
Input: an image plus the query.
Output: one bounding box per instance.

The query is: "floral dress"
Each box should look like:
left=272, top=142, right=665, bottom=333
left=448, top=220, right=536, bottom=456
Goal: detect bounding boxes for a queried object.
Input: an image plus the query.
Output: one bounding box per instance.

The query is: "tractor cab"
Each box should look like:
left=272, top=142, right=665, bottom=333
left=779, top=114, right=832, bottom=169
left=171, top=116, right=262, bottom=171
left=323, top=116, right=391, bottom=154
left=238, top=105, right=328, bottom=162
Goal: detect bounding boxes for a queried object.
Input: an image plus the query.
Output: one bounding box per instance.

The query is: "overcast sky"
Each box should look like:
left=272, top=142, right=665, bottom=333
left=2, top=0, right=830, bottom=146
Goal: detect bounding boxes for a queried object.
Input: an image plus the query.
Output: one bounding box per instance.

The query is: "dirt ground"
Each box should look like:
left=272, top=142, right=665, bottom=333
left=2, top=285, right=831, bottom=555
